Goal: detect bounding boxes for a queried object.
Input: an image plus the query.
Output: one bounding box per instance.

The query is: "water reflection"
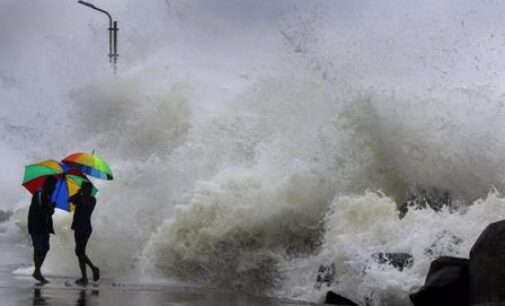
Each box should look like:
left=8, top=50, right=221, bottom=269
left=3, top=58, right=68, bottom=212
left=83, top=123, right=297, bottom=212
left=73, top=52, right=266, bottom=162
left=32, top=288, right=99, bottom=306
left=32, top=288, right=47, bottom=306
left=29, top=286, right=313, bottom=306
left=76, top=289, right=99, bottom=306
left=76, top=290, right=87, bottom=306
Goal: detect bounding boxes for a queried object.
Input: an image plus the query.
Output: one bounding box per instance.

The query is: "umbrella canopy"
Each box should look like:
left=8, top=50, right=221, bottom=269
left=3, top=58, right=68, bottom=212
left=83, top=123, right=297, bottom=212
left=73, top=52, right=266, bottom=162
left=23, top=160, right=78, bottom=193
left=62, top=152, right=113, bottom=180
left=22, top=160, right=97, bottom=212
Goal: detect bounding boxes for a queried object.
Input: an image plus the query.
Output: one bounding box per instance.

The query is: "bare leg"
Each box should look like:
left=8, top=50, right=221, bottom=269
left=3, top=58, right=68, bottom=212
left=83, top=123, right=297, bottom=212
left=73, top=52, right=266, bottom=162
left=75, top=256, right=88, bottom=285
left=82, top=255, right=100, bottom=281
left=33, top=250, right=49, bottom=283
left=75, top=232, right=99, bottom=283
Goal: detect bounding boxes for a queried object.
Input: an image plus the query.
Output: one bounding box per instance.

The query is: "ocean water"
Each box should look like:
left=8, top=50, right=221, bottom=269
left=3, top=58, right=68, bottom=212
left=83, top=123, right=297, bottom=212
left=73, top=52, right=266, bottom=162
left=3, top=0, right=505, bottom=305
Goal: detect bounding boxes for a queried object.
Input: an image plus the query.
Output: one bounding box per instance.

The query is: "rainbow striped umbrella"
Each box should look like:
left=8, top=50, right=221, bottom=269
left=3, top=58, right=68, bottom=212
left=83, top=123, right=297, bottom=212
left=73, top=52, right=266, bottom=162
left=62, top=152, right=113, bottom=180
left=22, top=160, right=98, bottom=211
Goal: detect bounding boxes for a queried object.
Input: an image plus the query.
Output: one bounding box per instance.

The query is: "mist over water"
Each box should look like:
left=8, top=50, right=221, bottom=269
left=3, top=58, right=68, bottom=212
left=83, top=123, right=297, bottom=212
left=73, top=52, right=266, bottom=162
left=3, top=0, right=505, bottom=304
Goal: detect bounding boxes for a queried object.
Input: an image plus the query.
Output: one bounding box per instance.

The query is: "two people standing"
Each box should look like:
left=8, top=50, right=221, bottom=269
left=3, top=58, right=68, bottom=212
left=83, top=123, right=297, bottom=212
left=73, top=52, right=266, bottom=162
left=27, top=178, right=100, bottom=284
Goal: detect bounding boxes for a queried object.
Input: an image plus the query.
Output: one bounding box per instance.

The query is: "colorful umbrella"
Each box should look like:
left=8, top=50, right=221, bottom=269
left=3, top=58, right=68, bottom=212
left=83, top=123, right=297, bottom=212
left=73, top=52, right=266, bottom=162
left=62, top=152, right=113, bottom=180
left=22, top=160, right=97, bottom=212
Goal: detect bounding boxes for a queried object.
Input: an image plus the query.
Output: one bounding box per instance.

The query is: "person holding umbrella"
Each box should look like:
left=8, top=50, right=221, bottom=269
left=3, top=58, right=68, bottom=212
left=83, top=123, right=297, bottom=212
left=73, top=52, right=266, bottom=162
left=69, top=182, right=100, bottom=285
left=23, top=160, right=98, bottom=283
left=61, top=152, right=113, bottom=284
left=27, top=176, right=57, bottom=283
left=62, top=152, right=112, bottom=284
left=23, top=153, right=112, bottom=285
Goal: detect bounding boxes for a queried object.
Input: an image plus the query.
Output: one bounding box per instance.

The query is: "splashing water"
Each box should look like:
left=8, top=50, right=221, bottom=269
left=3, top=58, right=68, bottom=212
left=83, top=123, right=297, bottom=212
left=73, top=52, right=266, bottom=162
left=3, top=1, right=505, bottom=305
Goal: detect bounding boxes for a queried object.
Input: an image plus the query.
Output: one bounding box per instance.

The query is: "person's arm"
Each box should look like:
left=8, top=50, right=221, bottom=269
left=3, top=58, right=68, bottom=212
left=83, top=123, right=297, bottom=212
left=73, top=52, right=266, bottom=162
left=27, top=193, right=37, bottom=234
left=49, top=200, right=55, bottom=215
left=42, top=193, right=55, bottom=215
left=90, top=197, right=96, bottom=215
left=68, top=190, right=81, bottom=209
left=69, top=193, right=81, bottom=209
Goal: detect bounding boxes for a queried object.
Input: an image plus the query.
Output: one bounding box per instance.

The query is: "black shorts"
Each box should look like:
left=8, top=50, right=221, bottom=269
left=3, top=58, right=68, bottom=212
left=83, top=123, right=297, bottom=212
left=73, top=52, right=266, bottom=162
left=31, top=233, right=50, bottom=252
left=74, top=231, right=91, bottom=256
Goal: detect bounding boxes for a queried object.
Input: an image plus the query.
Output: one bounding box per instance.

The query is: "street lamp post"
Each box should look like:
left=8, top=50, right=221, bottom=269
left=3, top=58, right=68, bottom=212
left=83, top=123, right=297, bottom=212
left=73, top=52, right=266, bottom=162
left=78, top=1, right=119, bottom=73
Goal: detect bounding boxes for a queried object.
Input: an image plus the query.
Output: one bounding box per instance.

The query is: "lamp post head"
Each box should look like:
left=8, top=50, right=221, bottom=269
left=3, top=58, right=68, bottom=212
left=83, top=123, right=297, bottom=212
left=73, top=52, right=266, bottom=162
left=78, top=1, right=97, bottom=10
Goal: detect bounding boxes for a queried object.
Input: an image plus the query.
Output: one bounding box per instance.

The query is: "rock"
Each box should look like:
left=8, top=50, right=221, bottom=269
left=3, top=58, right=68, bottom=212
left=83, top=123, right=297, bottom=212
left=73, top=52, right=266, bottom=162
left=371, top=252, right=413, bottom=271
left=409, top=256, right=469, bottom=306
left=325, top=291, right=358, bottom=306
left=399, top=188, right=454, bottom=218
left=469, top=220, right=505, bottom=305
left=316, top=263, right=336, bottom=288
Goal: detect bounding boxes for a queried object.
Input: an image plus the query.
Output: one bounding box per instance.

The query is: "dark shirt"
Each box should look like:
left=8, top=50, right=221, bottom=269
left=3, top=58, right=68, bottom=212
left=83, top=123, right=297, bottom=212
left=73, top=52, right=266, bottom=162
left=27, top=190, right=55, bottom=235
left=69, top=193, right=96, bottom=234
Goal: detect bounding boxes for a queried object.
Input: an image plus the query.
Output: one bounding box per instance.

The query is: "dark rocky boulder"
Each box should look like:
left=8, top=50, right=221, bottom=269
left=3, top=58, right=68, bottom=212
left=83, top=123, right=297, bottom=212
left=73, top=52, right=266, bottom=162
left=316, top=263, right=336, bottom=289
left=371, top=252, right=413, bottom=271
left=410, top=256, right=469, bottom=306
left=325, top=291, right=358, bottom=306
left=469, top=220, right=505, bottom=305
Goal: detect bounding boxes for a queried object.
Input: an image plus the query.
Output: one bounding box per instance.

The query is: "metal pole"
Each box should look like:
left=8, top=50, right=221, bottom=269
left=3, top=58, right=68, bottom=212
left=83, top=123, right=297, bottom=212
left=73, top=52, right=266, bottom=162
left=77, top=1, right=118, bottom=73
left=108, top=22, right=113, bottom=64
left=112, top=21, right=119, bottom=73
